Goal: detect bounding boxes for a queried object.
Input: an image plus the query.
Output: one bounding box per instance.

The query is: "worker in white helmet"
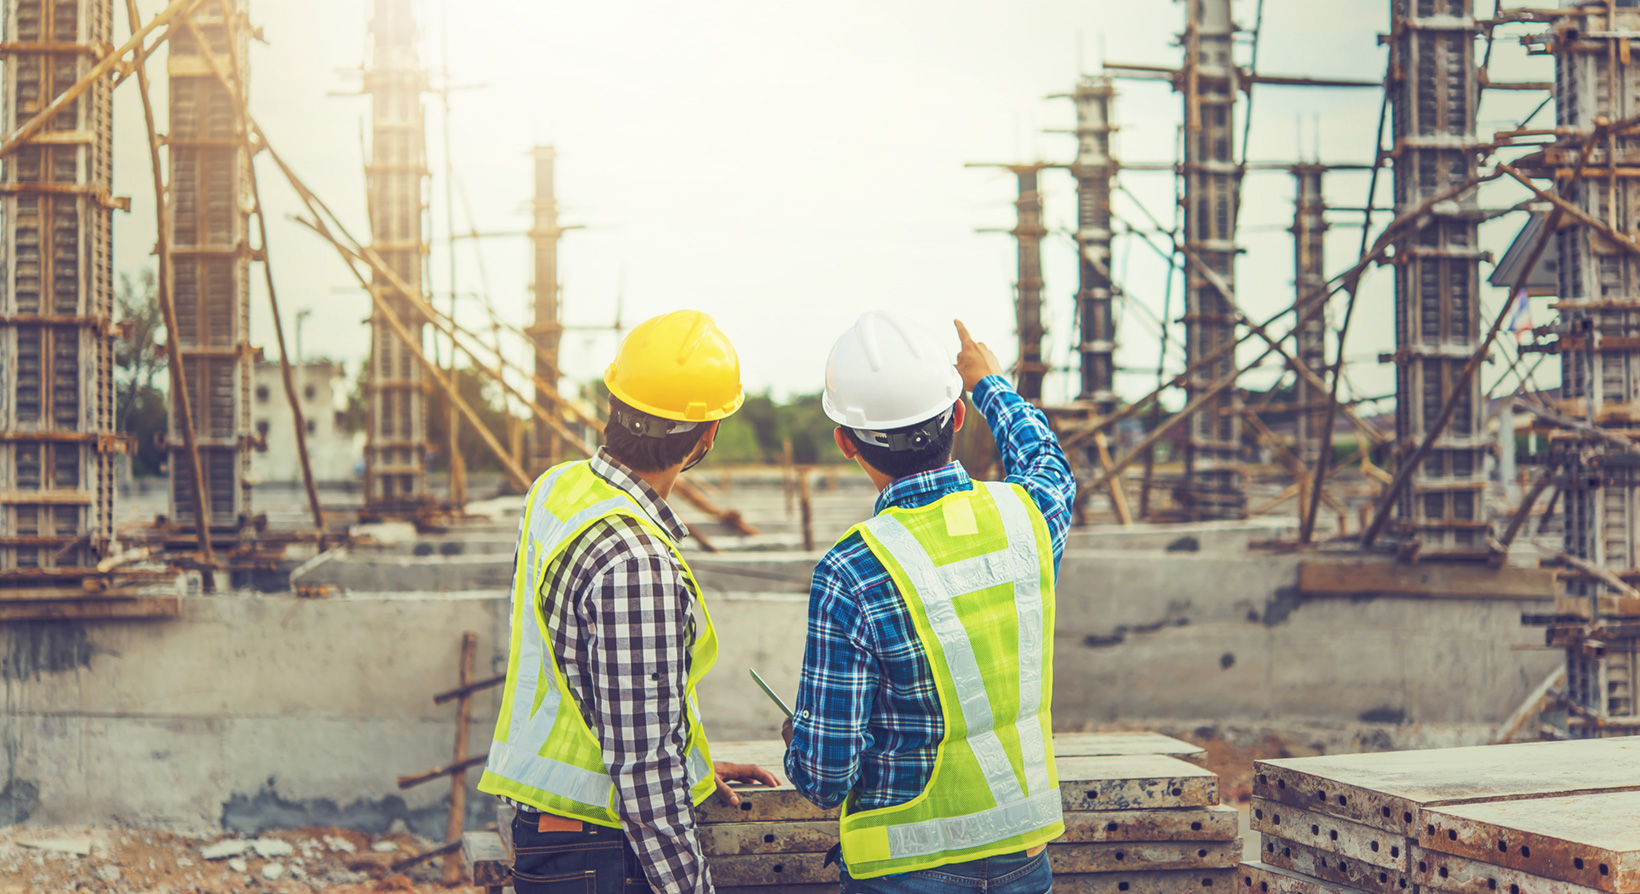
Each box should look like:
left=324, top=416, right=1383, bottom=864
left=782, top=312, right=1077, bottom=893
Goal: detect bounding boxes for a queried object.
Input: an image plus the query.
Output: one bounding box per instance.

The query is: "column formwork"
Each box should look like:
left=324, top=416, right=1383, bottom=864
left=166, top=0, right=252, bottom=533
left=1013, top=167, right=1048, bottom=403
left=1387, top=0, right=1490, bottom=555
left=1071, top=77, right=1118, bottom=417
left=1179, top=0, right=1244, bottom=519
left=529, top=145, right=563, bottom=472
left=1292, top=165, right=1329, bottom=467
left=1532, top=1, right=1640, bottom=736
left=363, top=0, right=431, bottom=511
left=0, top=0, right=117, bottom=581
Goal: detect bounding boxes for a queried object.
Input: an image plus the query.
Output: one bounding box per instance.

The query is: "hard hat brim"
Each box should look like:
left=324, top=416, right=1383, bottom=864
left=606, top=373, right=745, bottom=422
left=821, top=365, right=963, bottom=431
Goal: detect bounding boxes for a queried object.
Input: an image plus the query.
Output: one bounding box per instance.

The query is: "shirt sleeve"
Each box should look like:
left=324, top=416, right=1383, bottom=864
left=580, top=538, right=713, bottom=894
left=785, top=538, right=878, bottom=809
left=972, top=374, right=1078, bottom=565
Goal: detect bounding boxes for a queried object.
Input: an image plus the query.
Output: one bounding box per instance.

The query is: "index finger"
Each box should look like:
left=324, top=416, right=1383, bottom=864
left=954, top=319, right=976, bottom=346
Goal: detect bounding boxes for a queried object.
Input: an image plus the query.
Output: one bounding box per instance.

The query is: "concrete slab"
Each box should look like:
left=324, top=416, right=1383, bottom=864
left=1413, top=845, right=1611, bottom=894
left=1048, top=840, right=1244, bottom=873
left=1254, top=738, right=1640, bottom=836
left=1058, top=754, right=1220, bottom=811
left=1420, top=792, right=1640, bottom=892
left=1052, top=869, right=1238, bottom=894
left=1239, top=860, right=1370, bottom=894
left=1252, top=797, right=1409, bottom=870
left=1260, top=834, right=1415, bottom=894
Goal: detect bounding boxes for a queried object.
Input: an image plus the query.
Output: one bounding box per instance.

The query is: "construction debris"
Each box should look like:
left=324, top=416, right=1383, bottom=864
left=703, top=732, right=1239, bottom=890
left=1242, top=737, right=1640, bottom=894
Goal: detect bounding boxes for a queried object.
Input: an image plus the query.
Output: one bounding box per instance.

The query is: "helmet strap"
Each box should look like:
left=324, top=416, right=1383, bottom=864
left=851, top=404, right=956, bottom=452
left=612, top=407, right=699, bottom=440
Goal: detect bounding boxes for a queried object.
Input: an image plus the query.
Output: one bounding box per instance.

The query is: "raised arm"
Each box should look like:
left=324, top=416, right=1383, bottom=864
left=955, top=319, right=1078, bottom=564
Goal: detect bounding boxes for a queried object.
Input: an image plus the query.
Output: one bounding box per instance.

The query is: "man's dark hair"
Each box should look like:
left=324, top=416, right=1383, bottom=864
left=603, top=396, right=710, bottom=473
left=842, top=405, right=958, bottom=481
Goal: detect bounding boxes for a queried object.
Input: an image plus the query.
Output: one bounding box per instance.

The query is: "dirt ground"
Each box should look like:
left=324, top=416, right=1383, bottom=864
left=0, top=825, right=483, bottom=894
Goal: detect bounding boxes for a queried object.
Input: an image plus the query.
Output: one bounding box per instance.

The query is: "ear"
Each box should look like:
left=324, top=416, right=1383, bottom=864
left=700, top=420, right=720, bottom=450
left=833, top=427, right=858, bottom=459
left=952, top=400, right=966, bottom=434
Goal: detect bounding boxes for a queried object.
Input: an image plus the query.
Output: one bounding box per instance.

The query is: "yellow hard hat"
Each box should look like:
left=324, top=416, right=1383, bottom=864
left=604, top=310, right=744, bottom=422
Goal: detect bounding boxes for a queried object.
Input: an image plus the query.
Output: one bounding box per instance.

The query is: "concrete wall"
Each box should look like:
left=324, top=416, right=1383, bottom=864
left=1, top=539, right=1561, bottom=832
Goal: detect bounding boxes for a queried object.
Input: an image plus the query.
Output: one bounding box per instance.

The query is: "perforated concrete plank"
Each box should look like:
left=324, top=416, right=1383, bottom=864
left=1413, top=845, right=1612, bottom=894
left=1420, top=791, right=1640, bottom=893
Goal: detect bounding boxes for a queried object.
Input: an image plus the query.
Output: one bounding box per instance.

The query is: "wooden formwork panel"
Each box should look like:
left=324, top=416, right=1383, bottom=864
left=1419, top=792, right=1640, bottom=893
left=1413, top=845, right=1614, bottom=894
left=1252, top=797, right=1408, bottom=870
left=1259, top=835, right=1416, bottom=894
left=1252, top=737, right=1640, bottom=835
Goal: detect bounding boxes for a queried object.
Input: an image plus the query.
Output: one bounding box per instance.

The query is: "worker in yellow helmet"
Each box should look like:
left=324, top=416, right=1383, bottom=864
left=783, top=313, right=1077, bottom=893
left=480, top=310, right=779, bottom=894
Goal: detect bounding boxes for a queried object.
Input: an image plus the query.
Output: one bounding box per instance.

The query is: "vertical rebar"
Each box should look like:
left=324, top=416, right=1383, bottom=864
left=1291, top=165, right=1329, bottom=468
left=529, top=146, right=564, bottom=472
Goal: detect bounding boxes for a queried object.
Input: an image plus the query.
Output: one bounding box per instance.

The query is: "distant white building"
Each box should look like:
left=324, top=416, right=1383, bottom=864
left=249, top=360, right=361, bottom=483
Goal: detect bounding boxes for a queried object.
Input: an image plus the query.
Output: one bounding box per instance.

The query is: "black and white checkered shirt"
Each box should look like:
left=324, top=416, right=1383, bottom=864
left=508, top=448, right=712, bottom=894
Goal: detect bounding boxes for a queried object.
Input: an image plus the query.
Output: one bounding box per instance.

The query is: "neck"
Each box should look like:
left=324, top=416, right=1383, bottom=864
left=632, top=466, right=681, bottom=501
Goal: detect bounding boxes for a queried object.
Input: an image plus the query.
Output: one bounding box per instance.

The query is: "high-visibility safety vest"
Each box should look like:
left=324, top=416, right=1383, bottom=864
left=838, top=479, right=1063, bottom=879
left=477, top=460, right=719, bottom=826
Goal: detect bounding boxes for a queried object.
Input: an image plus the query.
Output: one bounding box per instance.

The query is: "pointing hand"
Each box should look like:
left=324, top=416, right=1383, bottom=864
left=954, top=320, right=1004, bottom=393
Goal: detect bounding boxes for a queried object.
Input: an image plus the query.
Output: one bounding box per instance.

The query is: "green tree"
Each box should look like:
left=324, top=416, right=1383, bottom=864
left=114, top=270, right=168, bottom=475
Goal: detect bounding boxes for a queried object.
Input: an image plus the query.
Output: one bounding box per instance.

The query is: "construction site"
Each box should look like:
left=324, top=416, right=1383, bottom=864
left=5, top=0, right=1640, bottom=892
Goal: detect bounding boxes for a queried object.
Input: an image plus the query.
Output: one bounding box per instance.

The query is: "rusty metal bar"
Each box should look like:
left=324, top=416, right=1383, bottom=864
left=1292, top=165, right=1330, bottom=468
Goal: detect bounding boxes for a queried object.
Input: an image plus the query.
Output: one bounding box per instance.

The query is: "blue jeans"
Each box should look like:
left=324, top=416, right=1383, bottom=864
left=840, top=849, right=1051, bottom=894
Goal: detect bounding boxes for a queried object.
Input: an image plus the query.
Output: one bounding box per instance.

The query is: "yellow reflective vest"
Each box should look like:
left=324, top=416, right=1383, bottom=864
left=478, top=460, right=718, bottom=825
left=837, top=479, right=1063, bottom=878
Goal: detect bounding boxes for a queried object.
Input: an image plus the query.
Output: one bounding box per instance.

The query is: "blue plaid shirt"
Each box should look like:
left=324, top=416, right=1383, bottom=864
left=784, top=375, right=1076, bottom=810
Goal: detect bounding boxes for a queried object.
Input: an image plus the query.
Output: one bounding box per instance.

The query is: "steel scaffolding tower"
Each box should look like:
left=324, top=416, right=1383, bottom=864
left=1070, top=77, right=1118, bottom=417
left=363, top=0, right=431, bottom=511
left=1180, top=0, right=1244, bottom=519
left=1386, top=0, right=1489, bottom=555
left=0, top=0, right=117, bottom=581
left=166, top=0, right=251, bottom=534
left=529, top=145, right=563, bottom=472
left=1292, top=165, right=1329, bottom=467
left=1525, top=1, right=1640, bottom=737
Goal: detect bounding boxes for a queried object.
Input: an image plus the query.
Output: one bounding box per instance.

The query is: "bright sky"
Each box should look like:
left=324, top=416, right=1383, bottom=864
left=113, top=0, right=1552, bottom=411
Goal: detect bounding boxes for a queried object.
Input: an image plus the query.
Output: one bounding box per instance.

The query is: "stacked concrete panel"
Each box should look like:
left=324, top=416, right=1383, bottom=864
left=0, top=0, right=117, bottom=581
left=1241, top=738, right=1640, bottom=894
left=1415, top=791, right=1640, bottom=894
left=363, top=0, right=431, bottom=512
left=1522, top=1, right=1640, bottom=738
left=704, top=732, right=1239, bottom=894
left=166, top=0, right=251, bottom=533
left=1179, top=0, right=1244, bottom=520
left=1071, top=76, right=1119, bottom=419
left=1292, top=166, right=1329, bottom=467
left=1386, top=0, right=1490, bottom=556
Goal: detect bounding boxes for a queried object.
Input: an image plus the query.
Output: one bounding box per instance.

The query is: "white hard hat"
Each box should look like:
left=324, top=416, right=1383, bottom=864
left=821, top=311, right=964, bottom=431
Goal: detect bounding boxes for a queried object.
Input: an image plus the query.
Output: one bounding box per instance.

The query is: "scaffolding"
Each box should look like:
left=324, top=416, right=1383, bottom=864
left=1291, top=165, right=1329, bottom=468
left=1386, top=0, right=1490, bottom=556
left=363, top=0, right=432, bottom=512
left=528, top=145, right=563, bottom=472
left=1520, top=1, right=1640, bottom=737
left=1179, top=0, right=1245, bottom=520
left=0, top=0, right=117, bottom=582
left=165, top=0, right=251, bottom=537
left=1070, top=77, right=1119, bottom=418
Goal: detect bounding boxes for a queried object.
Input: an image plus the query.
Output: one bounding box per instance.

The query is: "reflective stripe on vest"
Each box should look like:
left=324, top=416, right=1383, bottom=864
left=839, top=480, right=1062, bottom=876
left=478, top=461, right=716, bottom=823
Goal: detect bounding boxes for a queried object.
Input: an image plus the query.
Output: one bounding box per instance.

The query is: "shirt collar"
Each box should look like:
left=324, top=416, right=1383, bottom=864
left=591, top=448, right=689, bottom=542
left=874, top=461, right=973, bottom=516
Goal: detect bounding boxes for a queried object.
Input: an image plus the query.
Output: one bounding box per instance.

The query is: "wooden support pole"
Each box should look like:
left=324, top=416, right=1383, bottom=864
left=798, top=468, right=814, bottom=552
left=126, top=0, right=214, bottom=587
left=398, top=753, right=489, bottom=790
left=1092, top=432, right=1133, bottom=526
left=444, top=631, right=477, bottom=885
